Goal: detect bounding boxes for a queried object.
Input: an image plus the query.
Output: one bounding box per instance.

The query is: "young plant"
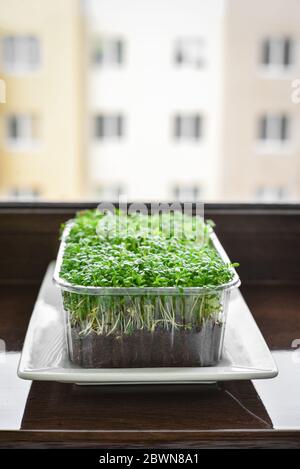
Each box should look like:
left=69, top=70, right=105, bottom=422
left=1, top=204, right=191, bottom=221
left=60, top=210, right=238, bottom=337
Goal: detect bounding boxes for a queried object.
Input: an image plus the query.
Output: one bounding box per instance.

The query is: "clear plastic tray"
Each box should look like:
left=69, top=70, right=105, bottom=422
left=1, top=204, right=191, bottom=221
left=53, top=223, right=240, bottom=368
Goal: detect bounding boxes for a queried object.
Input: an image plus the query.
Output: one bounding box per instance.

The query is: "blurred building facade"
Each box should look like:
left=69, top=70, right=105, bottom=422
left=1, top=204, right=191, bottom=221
left=0, top=0, right=84, bottom=200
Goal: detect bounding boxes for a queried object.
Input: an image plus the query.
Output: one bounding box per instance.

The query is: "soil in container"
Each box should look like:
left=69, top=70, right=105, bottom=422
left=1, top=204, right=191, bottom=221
left=69, top=320, right=224, bottom=368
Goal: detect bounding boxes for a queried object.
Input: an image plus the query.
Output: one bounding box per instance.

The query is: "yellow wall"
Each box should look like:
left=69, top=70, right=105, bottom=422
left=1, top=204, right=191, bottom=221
left=0, top=0, right=84, bottom=200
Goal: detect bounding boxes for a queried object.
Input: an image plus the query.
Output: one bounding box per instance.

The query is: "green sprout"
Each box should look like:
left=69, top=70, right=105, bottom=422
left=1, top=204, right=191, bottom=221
left=59, top=209, right=238, bottom=336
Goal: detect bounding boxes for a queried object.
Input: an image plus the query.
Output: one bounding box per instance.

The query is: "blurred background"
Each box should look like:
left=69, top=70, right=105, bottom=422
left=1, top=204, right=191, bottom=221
left=0, top=0, right=300, bottom=202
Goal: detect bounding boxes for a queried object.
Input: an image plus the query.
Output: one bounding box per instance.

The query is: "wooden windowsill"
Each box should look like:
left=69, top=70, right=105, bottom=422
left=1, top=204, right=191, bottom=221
left=0, top=203, right=300, bottom=448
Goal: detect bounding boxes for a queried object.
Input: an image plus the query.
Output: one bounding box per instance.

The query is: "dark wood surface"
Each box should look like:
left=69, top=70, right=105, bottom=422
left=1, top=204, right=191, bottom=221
left=0, top=204, right=300, bottom=448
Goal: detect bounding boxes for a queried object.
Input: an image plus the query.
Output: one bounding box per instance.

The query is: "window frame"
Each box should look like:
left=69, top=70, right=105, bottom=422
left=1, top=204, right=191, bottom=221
left=256, top=113, right=291, bottom=154
left=92, top=37, right=125, bottom=67
left=7, top=187, right=40, bottom=201
left=259, top=36, right=295, bottom=77
left=174, top=37, right=206, bottom=68
left=255, top=186, right=289, bottom=202
left=173, top=184, right=203, bottom=202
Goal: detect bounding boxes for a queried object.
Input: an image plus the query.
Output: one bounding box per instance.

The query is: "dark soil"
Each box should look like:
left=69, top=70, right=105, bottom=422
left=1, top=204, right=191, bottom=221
left=68, top=321, right=224, bottom=368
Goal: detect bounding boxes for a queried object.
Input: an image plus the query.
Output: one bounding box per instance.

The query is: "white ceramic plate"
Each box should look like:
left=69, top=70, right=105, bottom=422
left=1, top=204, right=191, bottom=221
left=18, top=263, right=278, bottom=385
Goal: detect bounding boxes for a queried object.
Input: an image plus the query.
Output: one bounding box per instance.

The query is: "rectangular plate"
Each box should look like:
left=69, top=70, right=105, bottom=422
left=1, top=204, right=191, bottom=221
left=18, top=263, right=278, bottom=384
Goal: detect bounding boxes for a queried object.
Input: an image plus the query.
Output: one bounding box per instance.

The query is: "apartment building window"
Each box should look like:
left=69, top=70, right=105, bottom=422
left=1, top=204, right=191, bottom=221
left=2, top=36, right=41, bottom=73
left=92, top=38, right=124, bottom=66
left=258, top=114, right=289, bottom=142
left=6, top=114, right=40, bottom=149
left=255, top=186, right=288, bottom=202
left=94, top=114, right=124, bottom=139
left=173, top=185, right=202, bottom=201
left=174, top=38, right=205, bottom=68
left=174, top=114, right=203, bottom=140
left=260, top=37, right=294, bottom=70
left=95, top=185, right=124, bottom=201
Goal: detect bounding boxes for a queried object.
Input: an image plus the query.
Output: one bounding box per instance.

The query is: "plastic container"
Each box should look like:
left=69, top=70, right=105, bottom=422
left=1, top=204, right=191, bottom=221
left=54, top=224, right=240, bottom=368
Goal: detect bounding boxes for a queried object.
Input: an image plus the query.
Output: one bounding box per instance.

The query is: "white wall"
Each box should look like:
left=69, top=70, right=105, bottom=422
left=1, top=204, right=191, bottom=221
left=85, top=0, right=224, bottom=201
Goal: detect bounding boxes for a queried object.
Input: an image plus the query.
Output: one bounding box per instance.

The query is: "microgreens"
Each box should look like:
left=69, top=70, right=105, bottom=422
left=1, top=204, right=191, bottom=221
left=59, top=209, right=238, bottom=336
